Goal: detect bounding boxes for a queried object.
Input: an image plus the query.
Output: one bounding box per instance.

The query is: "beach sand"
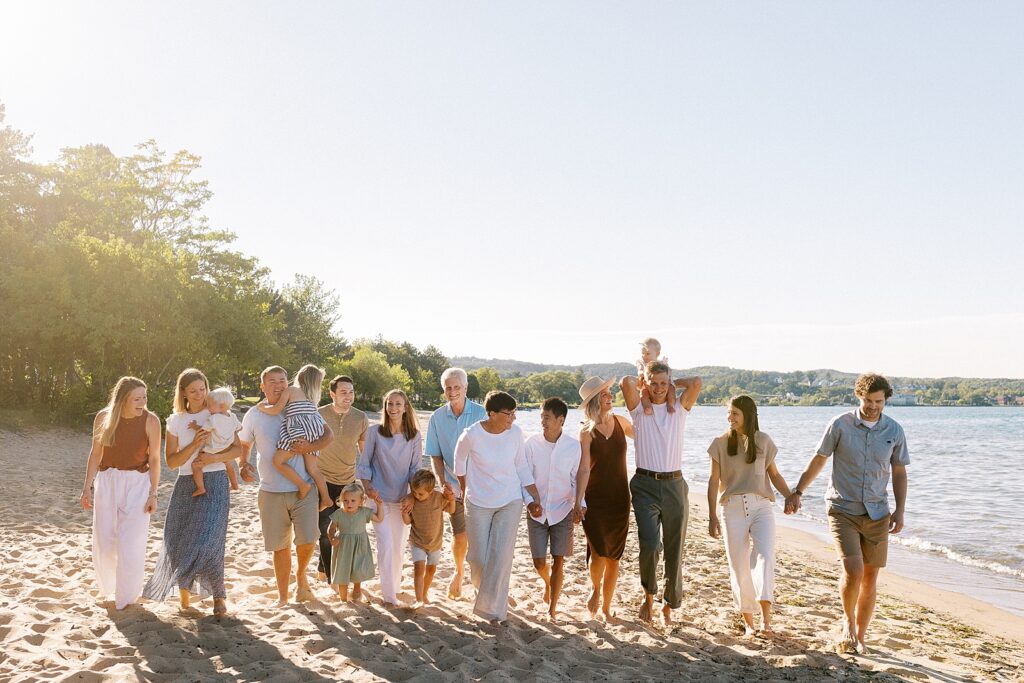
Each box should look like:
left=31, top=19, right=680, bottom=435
left=2, top=421, right=1023, bottom=682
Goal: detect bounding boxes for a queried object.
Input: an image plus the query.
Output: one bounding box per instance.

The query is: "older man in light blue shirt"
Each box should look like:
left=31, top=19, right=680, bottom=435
left=424, top=367, right=486, bottom=598
left=786, top=373, right=909, bottom=655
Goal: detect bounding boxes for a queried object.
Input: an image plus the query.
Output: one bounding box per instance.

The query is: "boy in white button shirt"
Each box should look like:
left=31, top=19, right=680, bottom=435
left=523, top=397, right=583, bottom=622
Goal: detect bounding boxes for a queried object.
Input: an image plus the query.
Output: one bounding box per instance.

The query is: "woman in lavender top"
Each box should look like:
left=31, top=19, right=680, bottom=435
left=356, top=389, right=422, bottom=606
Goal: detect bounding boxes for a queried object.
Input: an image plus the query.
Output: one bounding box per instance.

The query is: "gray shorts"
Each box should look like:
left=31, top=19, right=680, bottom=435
left=410, top=545, right=441, bottom=565
left=449, top=498, right=466, bottom=535
left=527, top=515, right=573, bottom=559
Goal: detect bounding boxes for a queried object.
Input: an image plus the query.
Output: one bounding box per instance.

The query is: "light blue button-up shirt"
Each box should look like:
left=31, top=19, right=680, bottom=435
left=816, top=410, right=910, bottom=520
left=425, top=400, right=486, bottom=498
left=355, top=426, right=423, bottom=504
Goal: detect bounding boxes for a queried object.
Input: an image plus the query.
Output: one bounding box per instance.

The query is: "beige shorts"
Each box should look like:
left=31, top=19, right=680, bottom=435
left=828, top=508, right=890, bottom=567
left=257, top=489, right=319, bottom=552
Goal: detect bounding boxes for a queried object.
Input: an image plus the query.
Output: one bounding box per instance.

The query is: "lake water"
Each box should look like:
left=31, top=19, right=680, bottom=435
left=510, top=405, right=1024, bottom=617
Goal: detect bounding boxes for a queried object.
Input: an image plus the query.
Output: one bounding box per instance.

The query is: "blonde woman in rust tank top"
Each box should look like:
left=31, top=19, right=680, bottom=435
left=80, top=376, right=162, bottom=610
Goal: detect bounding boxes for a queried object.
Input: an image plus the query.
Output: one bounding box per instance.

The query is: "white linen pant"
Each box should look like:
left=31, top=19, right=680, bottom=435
left=466, top=500, right=522, bottom=621
left=720, top=493, right=776, bottom=614
left=93, top=469, right=152, bottom=609
left=372, top=502, right=408, bottom=603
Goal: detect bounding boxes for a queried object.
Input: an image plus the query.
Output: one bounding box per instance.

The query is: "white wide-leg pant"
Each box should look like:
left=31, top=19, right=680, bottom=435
left=372, top=502, right=408, bottom=604
left=466, top=499, right=522, bottom=621
left=720, top=493, right=776, bottom=614
left=92, top=469, right=152, bottom=609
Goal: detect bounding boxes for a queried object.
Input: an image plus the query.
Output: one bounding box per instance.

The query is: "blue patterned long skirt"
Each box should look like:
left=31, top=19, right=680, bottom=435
left=143, top=470, right=229, bottom=600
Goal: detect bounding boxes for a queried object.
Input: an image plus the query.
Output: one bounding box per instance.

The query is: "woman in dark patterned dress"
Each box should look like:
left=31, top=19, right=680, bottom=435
left=143, top=368, right=242, bottom=618
left=575, top=377, right=633, bottom=621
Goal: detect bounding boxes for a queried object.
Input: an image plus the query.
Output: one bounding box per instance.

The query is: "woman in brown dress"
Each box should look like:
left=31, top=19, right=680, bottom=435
left=575, top=377, right=633, bottom=620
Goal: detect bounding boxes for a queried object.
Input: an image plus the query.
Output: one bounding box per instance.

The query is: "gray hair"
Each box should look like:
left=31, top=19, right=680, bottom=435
left=207, top=386, right=235, bottom=407
left=440, top=367, right=468, bottom=388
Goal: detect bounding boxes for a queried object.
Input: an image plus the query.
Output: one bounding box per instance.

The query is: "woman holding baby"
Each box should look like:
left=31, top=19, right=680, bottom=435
left=142, top=368, right=243, bottom=618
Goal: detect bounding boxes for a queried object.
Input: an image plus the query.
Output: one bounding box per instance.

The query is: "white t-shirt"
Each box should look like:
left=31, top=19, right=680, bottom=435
left=630, top=401, right=689, bottom=474
left=204, top=412, right=241, bottom=453
left=454, top=423, right=534, bottom=509
left=166, top=409, right=226, bottom=476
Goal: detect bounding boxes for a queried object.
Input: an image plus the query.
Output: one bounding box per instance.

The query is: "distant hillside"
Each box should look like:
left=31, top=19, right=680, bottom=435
left=450, top=357, right=1024, bottom=407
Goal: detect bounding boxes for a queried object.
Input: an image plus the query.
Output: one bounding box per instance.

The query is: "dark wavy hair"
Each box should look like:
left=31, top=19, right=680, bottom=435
left=854, top=373, right=893, bottom=399
left=727, top=395, right=759, bottom=464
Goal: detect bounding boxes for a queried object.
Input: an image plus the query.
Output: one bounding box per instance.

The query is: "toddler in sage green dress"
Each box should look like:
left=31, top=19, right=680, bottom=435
left=328, top=482, right=384, bottom=601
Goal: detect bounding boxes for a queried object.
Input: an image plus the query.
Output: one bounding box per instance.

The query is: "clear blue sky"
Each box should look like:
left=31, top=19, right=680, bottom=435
left=3, top=2, right=1022, bottom=377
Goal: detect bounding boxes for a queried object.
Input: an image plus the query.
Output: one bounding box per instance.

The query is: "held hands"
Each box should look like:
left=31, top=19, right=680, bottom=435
left=527, top=501, right=544, bottom=519
left=571, top=504, right=586, bottom=524
left=784, top=492, right=802, bottom=515
left=442, top=485, right=455, bottom=503
left=366, top=487, right=383, bottom=506
left=80, top=490, right=93, bottom=510
left=889, top=510, right=905, bottom=534
left=708, top=516, right=721, bottom=539
left=144, top=494, right=157, bottom=514
left=239, top=461, right=256, bottom=483
left=399, top=493, right=415, bottom=515
left=330, top=534, right=340, bottom=547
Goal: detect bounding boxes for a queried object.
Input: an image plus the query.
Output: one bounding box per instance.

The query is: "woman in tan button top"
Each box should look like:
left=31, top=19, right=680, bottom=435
left=706, top=395, right=794, bottom=638
left=80, top=376, right=162, bottom=610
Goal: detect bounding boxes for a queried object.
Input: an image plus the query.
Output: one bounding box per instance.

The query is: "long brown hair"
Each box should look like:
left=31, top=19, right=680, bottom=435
left=726, top=394, right=759, bottom=464
left=97, top=376, right=147, bottom=447
left=378, top=389, right=418, bottom=441
left=173, top=368, right=209, bottom=414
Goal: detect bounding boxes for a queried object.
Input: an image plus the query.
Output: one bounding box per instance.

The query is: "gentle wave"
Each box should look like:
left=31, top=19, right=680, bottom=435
left=890, top=535, right=1024, bottom=579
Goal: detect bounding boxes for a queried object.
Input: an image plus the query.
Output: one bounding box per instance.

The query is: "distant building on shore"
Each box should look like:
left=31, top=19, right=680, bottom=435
left=888, top=393, right=918, bottom=406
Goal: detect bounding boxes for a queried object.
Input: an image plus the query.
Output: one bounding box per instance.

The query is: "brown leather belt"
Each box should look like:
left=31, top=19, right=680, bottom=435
left=636, top=468, right=682, bottom=481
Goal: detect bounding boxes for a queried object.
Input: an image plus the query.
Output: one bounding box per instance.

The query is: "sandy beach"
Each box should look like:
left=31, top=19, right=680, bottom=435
left=2, top=420, right=1023, bottom=682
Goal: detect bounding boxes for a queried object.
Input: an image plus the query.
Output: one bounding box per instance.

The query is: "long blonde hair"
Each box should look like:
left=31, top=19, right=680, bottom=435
left=580, top=392, right=604, bottom=435
left=378, top=389, right=419, bottom=441
left=172, top=368, right=208, bottom=414
left=294, top=364, right=326, bottom=404
left=97, top=376, right=147, bottom=447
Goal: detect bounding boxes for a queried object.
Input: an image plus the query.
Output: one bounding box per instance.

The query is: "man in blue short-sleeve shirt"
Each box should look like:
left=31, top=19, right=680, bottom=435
left=786, top=373, right=909, bottom=655
left=424, top=367, right=486, bottom=599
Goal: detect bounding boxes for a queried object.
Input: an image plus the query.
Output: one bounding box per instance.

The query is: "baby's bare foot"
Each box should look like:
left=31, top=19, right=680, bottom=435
left=191, top=489, right=206, bottom=498
left=297, top=483, right=312, bottom=500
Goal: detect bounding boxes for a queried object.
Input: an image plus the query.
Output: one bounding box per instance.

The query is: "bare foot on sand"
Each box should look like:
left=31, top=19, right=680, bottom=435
left=662, top=604, right=674, bottom=626
left=448, top=573, right=463, bottom=600
left=587, top=589, right=600, bottom=616
left=638, top=600, right=653, bottom=623
left=179, top=589, right=191, bottom=610
left=213, top=598, right=227, bottom=619
left=543, top=582, right=551, bottom=604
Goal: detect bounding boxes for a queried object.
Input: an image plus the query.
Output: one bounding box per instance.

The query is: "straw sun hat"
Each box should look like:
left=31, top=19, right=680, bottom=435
left=578, top=376, right=615, bottom=405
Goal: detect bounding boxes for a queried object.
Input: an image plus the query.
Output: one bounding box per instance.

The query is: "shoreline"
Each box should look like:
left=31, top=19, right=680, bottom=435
left=690, top=495, right=1024, bottom=642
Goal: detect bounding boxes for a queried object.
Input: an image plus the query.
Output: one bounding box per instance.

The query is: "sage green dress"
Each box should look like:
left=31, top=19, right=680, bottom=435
left=329, top=507, right=375, bottom=584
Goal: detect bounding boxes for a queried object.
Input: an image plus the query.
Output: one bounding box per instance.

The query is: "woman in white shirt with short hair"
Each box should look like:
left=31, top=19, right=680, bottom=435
left=455, top=391, right=543, bottom=624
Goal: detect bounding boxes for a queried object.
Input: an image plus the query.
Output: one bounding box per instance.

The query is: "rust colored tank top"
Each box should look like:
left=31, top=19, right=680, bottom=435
left=99, top=413, right=150, bottom=472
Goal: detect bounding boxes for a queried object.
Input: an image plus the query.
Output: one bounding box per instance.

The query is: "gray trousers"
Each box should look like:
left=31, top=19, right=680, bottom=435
left=466, top=499, right=522, bottom=621
left=629, top=474, right=688, bottom=609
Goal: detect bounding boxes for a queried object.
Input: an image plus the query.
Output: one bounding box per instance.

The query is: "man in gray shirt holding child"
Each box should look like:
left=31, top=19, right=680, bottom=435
left=786, top=372, right=909, bottom=655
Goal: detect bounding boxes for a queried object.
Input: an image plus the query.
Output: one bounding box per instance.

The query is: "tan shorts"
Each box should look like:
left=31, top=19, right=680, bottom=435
left=257, top=489, right=319, bottom=552
left=828, top=508, right=890, bottom=567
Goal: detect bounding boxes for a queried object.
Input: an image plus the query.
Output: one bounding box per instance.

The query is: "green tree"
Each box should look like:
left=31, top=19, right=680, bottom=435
left=474, top=367, right=503, bottom=397
left=335, top=346, right=413, bottom=407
